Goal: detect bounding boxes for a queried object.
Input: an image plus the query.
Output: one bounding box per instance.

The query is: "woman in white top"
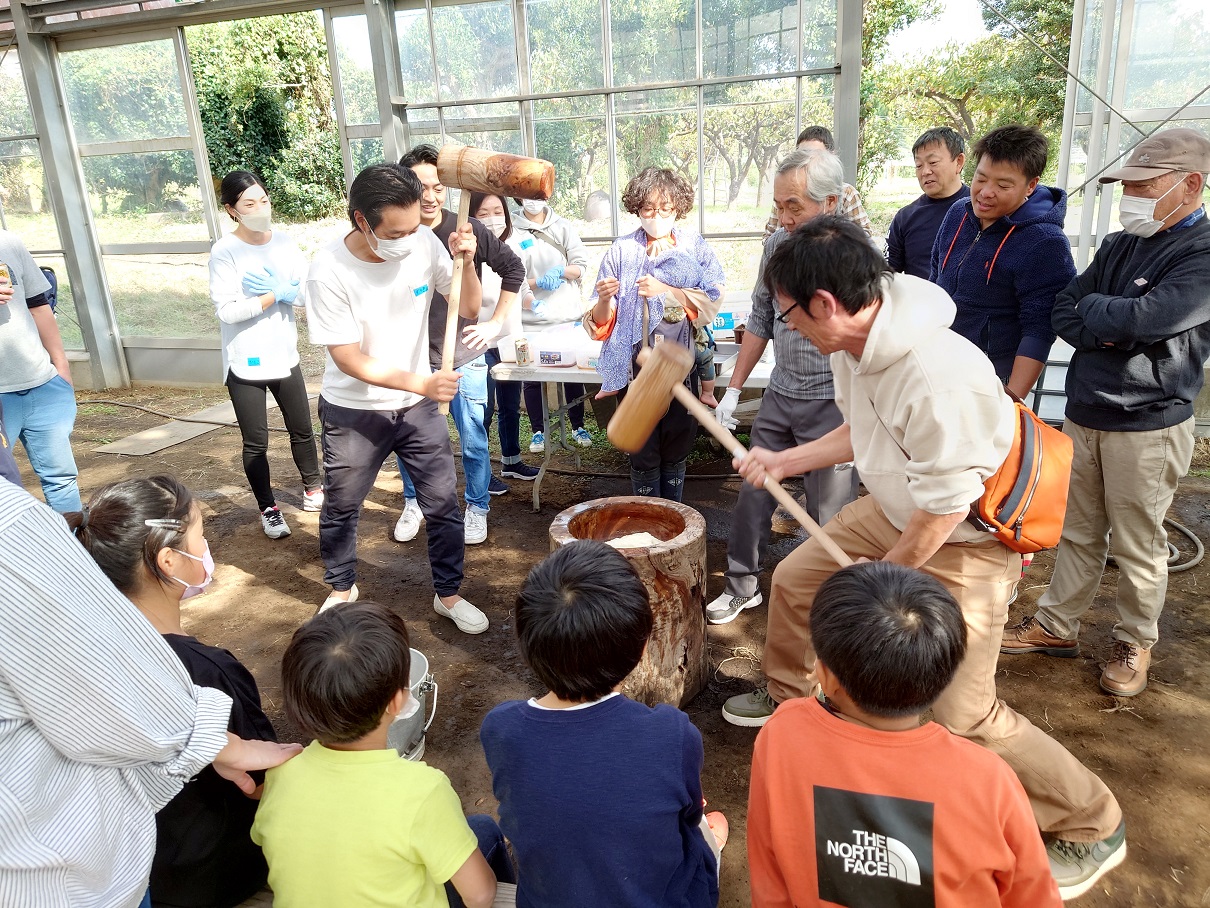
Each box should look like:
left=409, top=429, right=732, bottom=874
left=511, top=198, right=593, bottom=452
left=471, top=192, right=540, bottom=485
left=209, top=171, right=322, bottom=540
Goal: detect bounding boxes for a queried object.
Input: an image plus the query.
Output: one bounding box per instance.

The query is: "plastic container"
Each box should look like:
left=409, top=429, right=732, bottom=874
left=576, top=339, right=603, bottom=371
left=497, top=334, right=523, bottom=363
left=386, top=647, right=437, bottom=761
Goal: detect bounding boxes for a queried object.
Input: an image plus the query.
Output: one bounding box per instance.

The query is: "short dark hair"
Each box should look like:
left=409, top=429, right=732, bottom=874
left=912, top=127, right=965, bottom=160
left=812, top=563, right=966, bottom=718
left=219, top=170, right=267, bottom=214
left=399, top=143, right=440, bottom=170
left=796, top=125, right=836, bottom=152
left=515, top=541, right=653, bottom=701
left=763, top=215, right=889, bottom=316
left=972, top=124, right=1049, bottom=180
left=621, top=167, right=695, bottom=218
left=470, top=191, right=514, bottom=241
left=347, top=163, right=423, bottom=231
left=282, top=601, right=412, bottom=745
left=68, top=475, right=194, bottom=594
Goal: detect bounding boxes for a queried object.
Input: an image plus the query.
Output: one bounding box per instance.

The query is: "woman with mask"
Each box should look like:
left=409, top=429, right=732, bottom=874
left=512, top=195, right=593, bottom=452
left=585, top=167, right=725, bottom=500
left=210, top=171, right=322, bottom=540
left=467, top=192, right=540, bottom=487
left=69, top=475, right=278, bottom=908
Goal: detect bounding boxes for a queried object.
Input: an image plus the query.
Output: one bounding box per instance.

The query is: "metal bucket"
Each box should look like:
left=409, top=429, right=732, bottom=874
left=386, top=648, right=437, bottom=761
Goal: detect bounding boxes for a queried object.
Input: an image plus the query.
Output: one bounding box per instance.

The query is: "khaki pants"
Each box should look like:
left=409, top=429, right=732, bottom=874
left=762, top=494, right=1122, bottom=841
left=1036, top=419, right=1194, bottom=649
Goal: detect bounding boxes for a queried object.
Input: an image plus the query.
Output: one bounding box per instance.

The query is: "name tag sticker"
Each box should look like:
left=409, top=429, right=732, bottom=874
left=247, top=357, right=261, bottom=366
left=414, top=284, right=429, bottom=296
left=520, top=238, right=534, bottom=250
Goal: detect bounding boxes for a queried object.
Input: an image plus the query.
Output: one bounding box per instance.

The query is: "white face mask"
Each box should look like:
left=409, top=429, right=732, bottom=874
left=1119, top=178, right=1184, bottom=238
left=239, top=206, right=272, bottom=233
left=171, top=540, right=214, bottom=600
left=641, top=213, right=676, bottom=240
left=479, top=215, right=506, bottom=237
left=521, top=199, right=546, bottom=216
left=369, top=226, right=417, bottom=261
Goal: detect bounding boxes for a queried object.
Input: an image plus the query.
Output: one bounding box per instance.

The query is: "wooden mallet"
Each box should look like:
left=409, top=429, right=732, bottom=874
left=434, top=144, right=555, bottom=414
left=607, top=342, right=853, bottom=568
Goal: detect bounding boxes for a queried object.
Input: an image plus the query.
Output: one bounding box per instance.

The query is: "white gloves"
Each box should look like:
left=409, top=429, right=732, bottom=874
left=716, top=387, right=741, bottom=430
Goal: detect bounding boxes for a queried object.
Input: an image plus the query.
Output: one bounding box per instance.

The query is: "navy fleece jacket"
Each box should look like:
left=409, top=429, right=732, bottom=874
left=930, top=187, right=1075, bottom=380
left=1053, top=211, right=1210, bottom=431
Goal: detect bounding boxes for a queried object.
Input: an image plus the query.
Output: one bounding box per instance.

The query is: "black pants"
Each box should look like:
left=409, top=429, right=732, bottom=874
left=524, top=381, right=585, bottom=433
left=225, top=365, right=321, bottom=512
left=318, top=396, right=463, bottom=594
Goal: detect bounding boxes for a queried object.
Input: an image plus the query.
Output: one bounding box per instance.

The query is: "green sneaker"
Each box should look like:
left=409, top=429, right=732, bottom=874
left=1047, top=820, right=1126, bottom=900
left=722, top=687, right=778, bottom=728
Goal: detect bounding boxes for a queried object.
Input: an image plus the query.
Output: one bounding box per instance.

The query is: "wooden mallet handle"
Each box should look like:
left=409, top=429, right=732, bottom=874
left=439, top=192, right=473, bottom=416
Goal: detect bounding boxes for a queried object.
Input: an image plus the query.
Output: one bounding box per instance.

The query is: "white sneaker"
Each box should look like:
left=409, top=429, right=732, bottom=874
left=464, top=510, right=488, bottom=545
left=261, top=506, right=291, bottom=539
left=433, top=594, right=488, bottom=634
left=319, top=583, right=359, bottom=613
left=302, top=487, right=324, bottom=512
left=529, top=431, right=545, bottom=453
left=394, top=499, right=424, bottom=543
left=706, top=591, right=763, bottom=626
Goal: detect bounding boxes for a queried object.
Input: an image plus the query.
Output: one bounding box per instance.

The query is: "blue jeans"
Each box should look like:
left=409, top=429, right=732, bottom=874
left=401, top=356, right=490, bottom=514
left=0, top=374, right=81, bottom=512
left=445, top=814, right=516, bottom=908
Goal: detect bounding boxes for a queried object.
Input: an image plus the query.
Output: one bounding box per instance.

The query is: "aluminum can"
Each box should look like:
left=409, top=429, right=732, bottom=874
left=515, top=337, right=532, bottom=366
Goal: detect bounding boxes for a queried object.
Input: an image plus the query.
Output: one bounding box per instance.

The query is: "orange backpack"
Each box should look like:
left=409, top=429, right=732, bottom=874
left=967, top=395, right=1073, bottom=554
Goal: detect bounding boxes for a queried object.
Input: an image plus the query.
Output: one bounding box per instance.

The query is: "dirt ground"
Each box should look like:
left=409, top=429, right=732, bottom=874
left=34, top=385, right=1210, bottom=907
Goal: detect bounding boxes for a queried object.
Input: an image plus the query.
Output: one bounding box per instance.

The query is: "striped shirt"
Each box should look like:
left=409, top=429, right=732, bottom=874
left=763, top=183, right=873, bottom=238
left=743, top=229, right=836, bottom=400
left=0, top=481, right=232, bottom=908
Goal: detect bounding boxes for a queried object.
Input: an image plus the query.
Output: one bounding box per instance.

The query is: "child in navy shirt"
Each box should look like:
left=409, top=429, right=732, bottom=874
left=480, top=541, right=724, bottom=907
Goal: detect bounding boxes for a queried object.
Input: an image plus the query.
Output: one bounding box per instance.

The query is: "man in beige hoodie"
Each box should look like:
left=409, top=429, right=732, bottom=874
left=723, top=216, right=1125, bottom=900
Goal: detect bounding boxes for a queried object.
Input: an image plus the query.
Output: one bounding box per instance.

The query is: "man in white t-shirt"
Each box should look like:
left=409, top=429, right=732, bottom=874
left=306, top=163, right=489, bottom=633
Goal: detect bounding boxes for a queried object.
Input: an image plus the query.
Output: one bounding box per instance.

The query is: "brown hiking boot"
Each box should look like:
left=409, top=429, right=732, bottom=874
left=1100, top=641, right=1150, bottom=697
left=1000, top=616, right=1079, bottom=657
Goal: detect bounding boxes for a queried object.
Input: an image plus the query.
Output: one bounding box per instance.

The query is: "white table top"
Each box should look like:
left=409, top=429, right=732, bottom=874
left=492, top=351, right=774, bottom=389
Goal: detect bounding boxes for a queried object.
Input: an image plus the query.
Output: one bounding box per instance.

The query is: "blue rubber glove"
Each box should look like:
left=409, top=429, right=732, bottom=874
left=530, top=298, right=546, bottom=319
left=242, top=266, right=300, bottom=304
left=535, top=265, right=564, bottom=292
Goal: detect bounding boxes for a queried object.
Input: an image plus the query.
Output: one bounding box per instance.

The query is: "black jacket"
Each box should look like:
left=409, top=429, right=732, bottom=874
left=1053, top=211, right=1210, bottom=431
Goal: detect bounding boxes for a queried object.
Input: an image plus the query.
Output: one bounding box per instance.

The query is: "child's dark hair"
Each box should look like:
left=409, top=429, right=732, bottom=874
left=973, top=124, right=1049, bottom=181
left=811, top=562, right=966, bottom=718
left=219, top=170, right=267, bottom=216
left=515, top=541, right=652, bottom=701
left=347, top=163, right=423, bottom=231
left=66, top=475, right=194, bottom=595
left=470, top=191, right=513, bottom=241
left=281, top=601, right=412, bottom=745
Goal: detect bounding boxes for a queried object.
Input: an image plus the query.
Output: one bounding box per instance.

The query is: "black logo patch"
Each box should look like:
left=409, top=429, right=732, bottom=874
left=814, top=786, right=935, bottom=908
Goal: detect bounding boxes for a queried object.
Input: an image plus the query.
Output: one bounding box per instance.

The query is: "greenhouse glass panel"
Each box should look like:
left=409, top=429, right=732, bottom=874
left=396, top=7, right=439, bottom=104
left=701, top=78, right=795, bottom=233
left=442, top=102, right=523, bottom=153
left=334, top=15, right=378, bottom=125
left=81, top=152, right=209, bottom=245
left=351, top=136, right=386, bottom=171
left=0, top=53, right=34, bottom=136
left=1123, top=0, right=1210, bottom=110
left=104, top=252, right=214, bottom=339
left=533, top=97, right=610, bottom=236
left=702, top=0, right=798, bottom=78
left=614, top=88, right=698, bottom=234
left=0, top=141, right=58, bottom=245
left=800, top=0, right=837, bottom=69
left=432, top=0, right=519, bottom=100
left=32, top=254, right=82, bottom=350
left=610, top=0, right=695, bottom=87
left=60, top=40, right=188, bottom=144
left=525, top=0, right=605, bottom=92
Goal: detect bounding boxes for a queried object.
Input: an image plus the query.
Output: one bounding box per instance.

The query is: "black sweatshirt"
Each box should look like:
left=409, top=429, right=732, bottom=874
left=1053, top=211, right=1210, bottom=431
left=427, top=209, right=526, bottom=369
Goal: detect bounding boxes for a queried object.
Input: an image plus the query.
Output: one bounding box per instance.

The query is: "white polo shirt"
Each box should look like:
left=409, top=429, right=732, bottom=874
left=306, top=227, right=453, bottom=411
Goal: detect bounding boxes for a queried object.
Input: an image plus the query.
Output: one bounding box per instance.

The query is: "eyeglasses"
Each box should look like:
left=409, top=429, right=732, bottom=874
left=639, top=204, right=676, bottom=218
left=775, top=300, right=804, bottom=324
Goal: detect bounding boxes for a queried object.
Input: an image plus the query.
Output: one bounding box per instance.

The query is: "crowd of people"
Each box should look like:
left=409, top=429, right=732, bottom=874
left=0, top=121, right=1208, bottom=907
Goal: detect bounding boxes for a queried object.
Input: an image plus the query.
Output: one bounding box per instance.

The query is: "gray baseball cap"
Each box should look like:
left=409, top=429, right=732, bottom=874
left=1100, top=127, right=1210, bottom=183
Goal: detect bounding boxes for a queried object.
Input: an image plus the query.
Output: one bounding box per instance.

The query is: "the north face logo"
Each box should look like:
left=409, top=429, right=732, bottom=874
left=825, top=830, right=921, bottom=884
left=814, top=787, right=935, bottom=907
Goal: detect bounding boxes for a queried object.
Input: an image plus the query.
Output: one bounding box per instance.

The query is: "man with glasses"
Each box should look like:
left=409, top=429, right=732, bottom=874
left=722, top=215, right=1125, bottom=901
left=706, top=148, right=859, bottom=626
